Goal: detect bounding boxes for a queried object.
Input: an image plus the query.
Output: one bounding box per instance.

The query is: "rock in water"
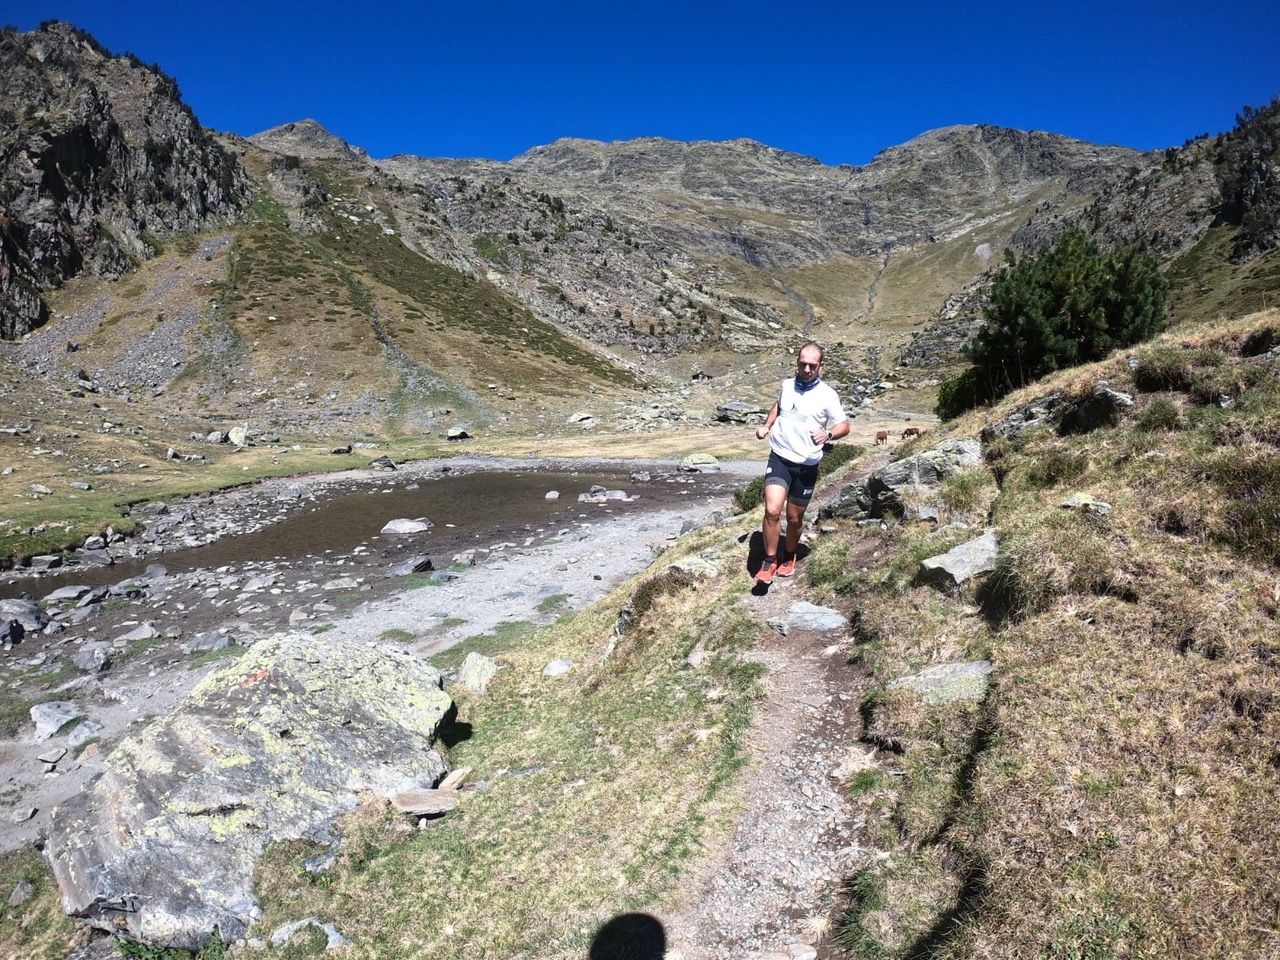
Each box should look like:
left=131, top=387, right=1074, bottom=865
left=43, top=632, right=453, bottom=950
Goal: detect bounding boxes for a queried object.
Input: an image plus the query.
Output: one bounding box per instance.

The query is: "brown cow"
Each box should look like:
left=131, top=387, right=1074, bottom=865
left=902, top=427, right=921, bottom=439
left=874, top=430, right=889, bottom=446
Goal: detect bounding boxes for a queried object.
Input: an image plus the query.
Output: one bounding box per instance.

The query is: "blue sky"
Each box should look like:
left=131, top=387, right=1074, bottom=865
left=4, top=1, right=1278, bottom=165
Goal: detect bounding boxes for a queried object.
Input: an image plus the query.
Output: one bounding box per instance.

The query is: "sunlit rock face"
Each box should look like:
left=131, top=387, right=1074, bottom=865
left=43, top=631, right=453, bottom=950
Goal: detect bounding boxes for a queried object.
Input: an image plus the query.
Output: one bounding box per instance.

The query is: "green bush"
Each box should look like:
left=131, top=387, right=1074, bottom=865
left=935, top=366, right=989, bottom=419
left=966, top=230, right=1168, bottom=401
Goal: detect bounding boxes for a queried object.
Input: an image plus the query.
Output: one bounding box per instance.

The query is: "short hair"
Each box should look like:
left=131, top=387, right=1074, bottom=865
left=799, top=341, right=824, bottom=363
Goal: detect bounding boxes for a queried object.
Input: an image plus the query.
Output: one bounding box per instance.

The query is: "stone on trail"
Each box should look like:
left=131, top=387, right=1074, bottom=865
left=115, top=622, right=159, bottom=644
left=71, top=643, right=113, bottom=673
left=270, top=917, right=350, bottom=950
left=446, top=427, right=471, bottom=440
left=228, top=426, right=247, bottom=447
left=666, top=555, right=720, bottom=579
left=387, top=555, right=433, bottom=577
left=919, top=530, right=999, bottom=587
left=381, top=517, right=432, bottom=535
left=888, top=660, right=994, bottom=704
left=43, top=632, right=454, bottom=950
left=67, top=719, right=104, bottom=748
left=8, top=879, right=33, bottom=907
left=181, top=633, right=232, bottom=655
left=321, top=576, right=360, bottom=591
left=767, top=602, right=848, bottom=636
left=389, top=787, right=458, bottom=816
left=1060, top=492, right=1112, bottom=516
left=30, top=701, right=83, bottom=741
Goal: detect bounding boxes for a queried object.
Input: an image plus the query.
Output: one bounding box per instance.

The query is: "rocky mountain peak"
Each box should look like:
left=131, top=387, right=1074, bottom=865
left=0, top=21, right=249, bottom=339
left=248, top=118, right=369, bottom=162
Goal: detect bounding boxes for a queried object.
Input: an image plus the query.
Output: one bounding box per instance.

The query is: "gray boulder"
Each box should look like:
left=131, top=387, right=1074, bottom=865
left=381, top=518, right=432, bottom=535
left=680, top=453, right=720, bottom=473
left=387, top=555, right=434, bottom=577
left=823, top=437, right=981, bottom=521
left=0, top=597, right=49, bottom=633
left=42, top=583, right=92, bottom=604
left=31, top=701, right=83, bottom=741
left=44, top=632, right=453, bottom=950
left=980, top=392, right=1064, bottom=443
left=543, top=658, right=573, bottom=678
left=888, top=660, right=994, bottom=705
left=1060, top=492, right=1112, bottom=517
left=714, top=401, right=766, bottom=424
left=71, top=643, right=113, bottom=673
left=919, top=530, right=999, bottom=587
left=456, top=652, right=499, bottom=693
left=1058, top=382, right=1134, bottom=434
left=181, top=633, right=233, bottom=655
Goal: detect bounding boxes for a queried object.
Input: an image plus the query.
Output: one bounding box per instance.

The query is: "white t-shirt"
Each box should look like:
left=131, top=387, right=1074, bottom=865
left=769, top=378, right=848, bottom=466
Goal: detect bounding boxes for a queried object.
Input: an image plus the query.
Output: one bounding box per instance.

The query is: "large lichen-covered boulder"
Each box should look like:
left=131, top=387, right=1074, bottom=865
left=821, top=438, right=981, bottom=521
left=43, top=632, right=453, bottom=950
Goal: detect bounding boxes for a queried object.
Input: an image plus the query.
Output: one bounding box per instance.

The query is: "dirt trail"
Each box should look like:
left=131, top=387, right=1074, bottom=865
left=656, top=455, right=888, bottom=960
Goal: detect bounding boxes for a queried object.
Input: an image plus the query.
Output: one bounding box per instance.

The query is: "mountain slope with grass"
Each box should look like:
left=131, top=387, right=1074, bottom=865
left=811, top=308, right=1280, bottom=958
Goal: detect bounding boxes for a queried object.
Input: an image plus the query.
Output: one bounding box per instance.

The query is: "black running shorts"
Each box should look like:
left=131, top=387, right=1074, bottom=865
left=763, top=451, right=819, bottom=507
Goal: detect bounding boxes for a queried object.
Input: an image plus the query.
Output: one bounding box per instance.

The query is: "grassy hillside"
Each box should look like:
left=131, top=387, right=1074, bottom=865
left=818, top=308, right=1280, bottom=958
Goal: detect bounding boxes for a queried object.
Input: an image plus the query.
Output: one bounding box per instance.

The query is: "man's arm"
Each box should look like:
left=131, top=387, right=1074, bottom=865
left=755, top=402, right=780, bottom=440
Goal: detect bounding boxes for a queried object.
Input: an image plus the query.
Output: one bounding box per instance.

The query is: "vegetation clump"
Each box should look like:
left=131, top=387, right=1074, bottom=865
left=937, top=230, right=1168, bottom=418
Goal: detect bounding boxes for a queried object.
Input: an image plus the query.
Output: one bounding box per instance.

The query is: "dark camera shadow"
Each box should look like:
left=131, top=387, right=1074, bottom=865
left=588, top=912, right=666, bottom=960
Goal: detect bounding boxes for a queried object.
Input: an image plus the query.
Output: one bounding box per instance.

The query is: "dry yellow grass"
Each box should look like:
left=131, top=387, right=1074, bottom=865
left=821, top=309, right=1280, bottom=959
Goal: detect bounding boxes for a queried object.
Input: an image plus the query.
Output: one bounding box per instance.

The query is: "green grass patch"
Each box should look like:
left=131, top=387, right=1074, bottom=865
left=187, top=645, right=247, bottom=670
left=0, top=847, right=80, bottom=960
left=536, top=592, right=571, bottom=615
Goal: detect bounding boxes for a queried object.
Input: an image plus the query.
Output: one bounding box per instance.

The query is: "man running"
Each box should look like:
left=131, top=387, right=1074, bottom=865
left=753, top=341, right=849, bottom=584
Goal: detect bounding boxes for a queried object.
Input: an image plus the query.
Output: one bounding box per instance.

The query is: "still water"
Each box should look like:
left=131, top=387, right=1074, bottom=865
left=1, top=467, right=735, bottom=597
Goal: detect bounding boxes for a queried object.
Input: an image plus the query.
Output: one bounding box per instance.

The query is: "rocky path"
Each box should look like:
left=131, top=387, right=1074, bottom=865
left=660, top=577, right=870, bottom=960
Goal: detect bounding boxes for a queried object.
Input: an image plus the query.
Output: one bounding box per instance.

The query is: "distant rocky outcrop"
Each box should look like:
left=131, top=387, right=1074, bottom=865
left=0, top=22, right=250, bottom=338
left=43, top=632, right=454, bottom=949
left=248, top=118, right=370, bottom=162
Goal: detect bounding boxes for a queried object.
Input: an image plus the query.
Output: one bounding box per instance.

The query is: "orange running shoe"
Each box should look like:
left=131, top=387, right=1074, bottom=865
left=775, top=554, right=797, bottom=577
left=755, top=556, right=778, bottom=585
